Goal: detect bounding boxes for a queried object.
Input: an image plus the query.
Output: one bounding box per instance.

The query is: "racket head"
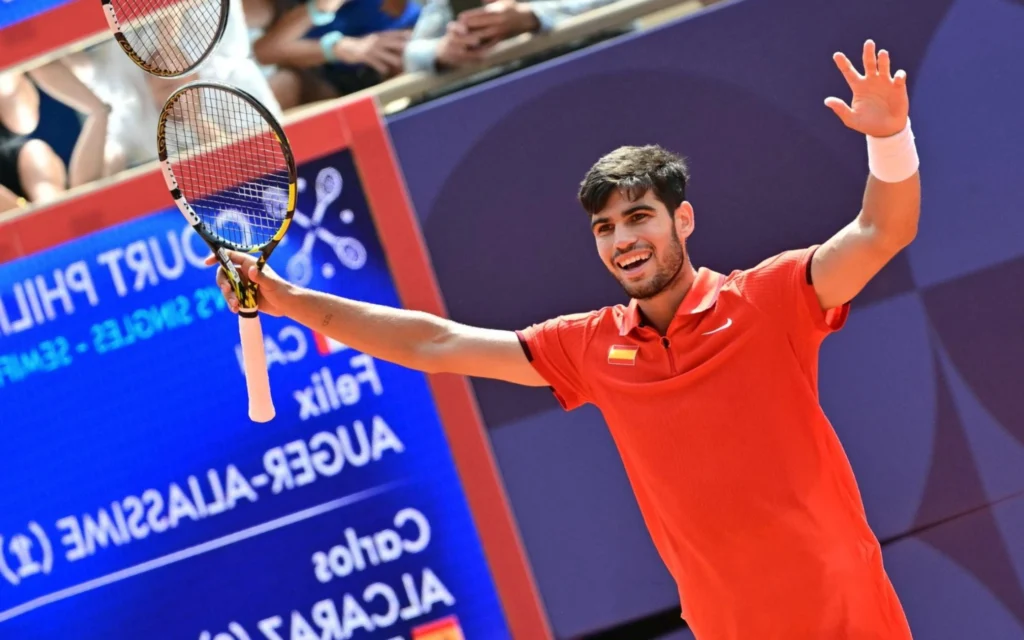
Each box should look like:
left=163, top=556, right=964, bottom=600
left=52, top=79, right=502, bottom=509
left=157, top=81, right=297, bottom=307
left=101, top=0, right=231, bottom=77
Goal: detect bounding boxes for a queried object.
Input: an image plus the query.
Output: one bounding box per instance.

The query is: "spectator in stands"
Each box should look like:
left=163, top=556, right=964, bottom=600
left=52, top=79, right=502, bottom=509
left=67, top=0, right=282, bottom=176
left=244, top=0, right=305, bottom=109
left=198, top=0, right=287, bottom=114
left=252, top=0, right=419, bottom=101
left=64, top=46, right=158, bottom=176
left=405, top=0, right=621, bottom=72
left=0, top=63, right=110, bottom=212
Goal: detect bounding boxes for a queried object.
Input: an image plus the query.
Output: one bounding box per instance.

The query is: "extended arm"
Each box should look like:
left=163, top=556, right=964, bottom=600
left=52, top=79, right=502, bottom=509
left=211, top=251, right=547, bottom=387
left=811, top=171, right=919, bottom=310
left=28, top=59, right=111, bottom=187
left=253, top=1, right=410, bottom=76
left=812, top=40, right=920, bottom=310
left=252, top=3, right=328, bottom=68
left=289, top=287, right=546, bottom=385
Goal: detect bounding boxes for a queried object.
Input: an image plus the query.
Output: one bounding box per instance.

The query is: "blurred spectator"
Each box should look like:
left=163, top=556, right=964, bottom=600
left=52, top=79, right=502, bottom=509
left=0, top=62, right=109, bottom=212
left=199, top=0, right=287, bottom=112
left=244, top=0, right=305, bottom=109
left=252, top=0, right=419, bottom=101
left=405, top=0, right=621, bottom=72
left=66, top=0, right=283, bottom=175
left=63, top=45, right=160, bottom=175
left=138, top=0, right=282, bottom=116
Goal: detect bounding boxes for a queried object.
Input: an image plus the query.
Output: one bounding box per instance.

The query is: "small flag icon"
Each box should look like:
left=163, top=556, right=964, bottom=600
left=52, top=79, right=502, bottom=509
left=607, top=344, right=639, bottom=365
left=412, top=615, right=464, bottom=640
left=312, top=330, right=348, bottom=356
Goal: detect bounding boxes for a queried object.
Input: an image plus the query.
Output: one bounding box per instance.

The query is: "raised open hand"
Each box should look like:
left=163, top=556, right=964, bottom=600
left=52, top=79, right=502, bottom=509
left=825, top=40, right=909, bottom=138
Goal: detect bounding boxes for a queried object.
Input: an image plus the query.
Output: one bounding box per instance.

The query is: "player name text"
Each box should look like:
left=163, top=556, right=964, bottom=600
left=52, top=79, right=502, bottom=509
left=294, top=354, right=383, bottom=420
left=312, top=507, right=430, bottom=583
left=254, top=567, right=455, bottom=640
left=51, top=415, right=404, bottom=564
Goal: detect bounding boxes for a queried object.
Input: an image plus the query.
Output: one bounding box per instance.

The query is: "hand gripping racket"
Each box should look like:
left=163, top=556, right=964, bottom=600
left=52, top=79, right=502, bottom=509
left=100, top=0, right=229, bottom=77
left=157, top=82, right=296, bottom=422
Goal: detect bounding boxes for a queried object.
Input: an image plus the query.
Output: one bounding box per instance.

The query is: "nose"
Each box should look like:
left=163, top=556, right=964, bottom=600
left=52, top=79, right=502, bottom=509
left=613, top=227, right=639, bottom=253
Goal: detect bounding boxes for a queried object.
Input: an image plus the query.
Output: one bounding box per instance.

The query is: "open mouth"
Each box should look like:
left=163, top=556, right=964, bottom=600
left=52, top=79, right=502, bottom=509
left=615, top=250, right=652, bottom=273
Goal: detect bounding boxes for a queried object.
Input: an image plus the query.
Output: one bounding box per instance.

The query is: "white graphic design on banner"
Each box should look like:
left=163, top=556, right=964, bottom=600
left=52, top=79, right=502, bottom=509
left=284, top=167, right=367, bottom=286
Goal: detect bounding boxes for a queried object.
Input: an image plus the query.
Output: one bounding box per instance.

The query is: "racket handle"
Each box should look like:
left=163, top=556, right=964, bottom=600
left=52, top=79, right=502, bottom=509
left=239, top=313, right=275, bottom=423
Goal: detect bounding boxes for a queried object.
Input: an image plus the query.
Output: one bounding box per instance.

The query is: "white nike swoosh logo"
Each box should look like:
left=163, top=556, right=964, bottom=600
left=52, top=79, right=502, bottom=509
left=701, top=318, right=733, bottom=335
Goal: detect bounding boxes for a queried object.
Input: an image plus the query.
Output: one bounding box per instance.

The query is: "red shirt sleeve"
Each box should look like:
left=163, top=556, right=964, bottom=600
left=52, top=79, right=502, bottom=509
left=516, top=313, right=596, bottom=411
left=738, top=246, right=850, bottom=345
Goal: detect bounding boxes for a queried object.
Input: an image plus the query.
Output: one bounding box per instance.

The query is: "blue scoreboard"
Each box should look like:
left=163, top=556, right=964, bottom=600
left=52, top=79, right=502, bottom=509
left=0, top=147, right=513, bottom=640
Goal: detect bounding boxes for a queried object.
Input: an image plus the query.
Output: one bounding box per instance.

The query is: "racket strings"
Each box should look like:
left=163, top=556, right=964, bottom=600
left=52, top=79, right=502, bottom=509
left=123, top=0, right=218, bottom=64
left=164, top=86, right=290, bottom=250
left=111, top=0, right=222, bottom=75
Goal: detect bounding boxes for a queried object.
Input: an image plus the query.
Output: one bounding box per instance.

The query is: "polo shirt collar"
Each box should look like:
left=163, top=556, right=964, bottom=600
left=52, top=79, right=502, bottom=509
left=618, top=267, right=725, bottom=336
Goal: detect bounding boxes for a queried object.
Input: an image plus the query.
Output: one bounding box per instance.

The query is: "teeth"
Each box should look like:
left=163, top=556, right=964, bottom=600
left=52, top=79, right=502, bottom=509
left=618, top=252, right=651, bottom=268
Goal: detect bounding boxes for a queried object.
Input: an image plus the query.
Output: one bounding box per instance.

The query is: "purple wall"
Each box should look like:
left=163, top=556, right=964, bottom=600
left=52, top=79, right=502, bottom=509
left=386, top=0, right=1024, bottom=635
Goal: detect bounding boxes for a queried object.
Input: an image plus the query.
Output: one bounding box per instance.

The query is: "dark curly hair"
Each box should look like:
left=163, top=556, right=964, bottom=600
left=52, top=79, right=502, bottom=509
left=578, top=145, right=690, bottom=216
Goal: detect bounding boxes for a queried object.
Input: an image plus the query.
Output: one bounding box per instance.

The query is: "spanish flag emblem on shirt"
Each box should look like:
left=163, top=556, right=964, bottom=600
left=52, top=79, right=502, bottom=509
left=412, top=615, right=464, bottom=640
left=607, top=344, right=639, bottom=365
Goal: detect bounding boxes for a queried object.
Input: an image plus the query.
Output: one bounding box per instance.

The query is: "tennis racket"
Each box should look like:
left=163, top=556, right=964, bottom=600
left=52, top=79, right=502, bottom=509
left=101, top=0, right=230, bottom=77
left=157, top=81, right=296, bottom=422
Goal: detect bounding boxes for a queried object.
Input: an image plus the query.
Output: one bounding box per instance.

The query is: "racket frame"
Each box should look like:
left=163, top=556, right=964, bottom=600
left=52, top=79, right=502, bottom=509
left=157, top=80, right=297, bottom=312
left=156, top=81, right=297, bottom=423
left=100, top=0, right=232, bottom=78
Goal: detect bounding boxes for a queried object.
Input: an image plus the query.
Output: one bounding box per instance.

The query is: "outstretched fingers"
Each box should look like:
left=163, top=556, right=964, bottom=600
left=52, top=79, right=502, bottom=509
left=833, top=51, right=861, bottom=87
left=877, top=48, right=891, bottom=80
left=823, top=97, right=855, bottom=127
left=862, top=39, right=877, bottom=76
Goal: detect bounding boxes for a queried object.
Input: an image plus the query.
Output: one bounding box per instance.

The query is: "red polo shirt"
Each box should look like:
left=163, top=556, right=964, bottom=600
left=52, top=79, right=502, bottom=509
left=517, top=247, right=911, bottom=640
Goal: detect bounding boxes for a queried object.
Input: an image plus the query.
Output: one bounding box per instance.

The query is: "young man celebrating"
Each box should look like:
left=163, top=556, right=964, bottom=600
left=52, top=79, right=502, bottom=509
left=212, top=40, right=919, bottom=639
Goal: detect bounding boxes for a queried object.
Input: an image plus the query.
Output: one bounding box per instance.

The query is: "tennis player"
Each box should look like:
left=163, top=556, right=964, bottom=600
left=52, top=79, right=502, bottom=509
left=213, top=40, right=918, bottom=639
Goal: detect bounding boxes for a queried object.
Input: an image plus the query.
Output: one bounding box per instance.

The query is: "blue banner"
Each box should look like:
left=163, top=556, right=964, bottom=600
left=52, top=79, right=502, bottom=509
left=0, top=0, right=74, bottom=31
left=0, top=148, right=510, bottom=640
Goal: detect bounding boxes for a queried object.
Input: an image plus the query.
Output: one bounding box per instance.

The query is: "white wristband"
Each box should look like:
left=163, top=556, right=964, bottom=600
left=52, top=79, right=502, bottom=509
left=867, top=118, right=919, bottom=183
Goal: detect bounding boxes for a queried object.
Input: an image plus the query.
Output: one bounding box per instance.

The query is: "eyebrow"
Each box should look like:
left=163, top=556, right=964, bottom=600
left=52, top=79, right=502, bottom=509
left=591, top=204, right=657, bottom=229
left=623, top=204, right=656, bottom=215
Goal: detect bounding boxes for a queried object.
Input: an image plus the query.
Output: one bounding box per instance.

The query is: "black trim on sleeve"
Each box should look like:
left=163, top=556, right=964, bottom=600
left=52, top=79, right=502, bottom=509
left=515, top=330, right=534, bottom=362
left=515, top=330, right=560, bottom=400
left=806, top=248, right=817, bottom=285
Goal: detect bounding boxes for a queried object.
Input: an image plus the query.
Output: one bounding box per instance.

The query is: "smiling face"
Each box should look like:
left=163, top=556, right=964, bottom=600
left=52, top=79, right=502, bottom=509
left=592, top=189, right=693, bottom=299
left=578, top=145, right=694, bottom=301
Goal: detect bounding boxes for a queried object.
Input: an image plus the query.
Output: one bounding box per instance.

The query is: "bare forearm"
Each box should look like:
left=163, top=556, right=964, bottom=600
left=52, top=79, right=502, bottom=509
left=265, top=40, right=330, bottom=68
left=253, top=6, right=323, bottom=67
left=860, top=171, right=920, bottom=248
left=68, top=110, right=109, bottom=187
left=285, top=287, right=454, bottom=372
left=28, top=59, right=105, bottom=113
left=812, top=170, right=920, bottom=309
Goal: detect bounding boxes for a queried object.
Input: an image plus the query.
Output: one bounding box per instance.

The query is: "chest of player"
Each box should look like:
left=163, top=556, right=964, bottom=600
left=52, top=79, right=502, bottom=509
left=586, top=296, right=822, bottom=438
left=587, top=300, right=827, bottom=501
left=595, top=302, right=792, bottom=384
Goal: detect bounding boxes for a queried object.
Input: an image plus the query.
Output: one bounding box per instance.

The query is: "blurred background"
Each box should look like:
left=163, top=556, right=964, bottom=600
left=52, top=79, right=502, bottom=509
left=0, top=0, right=1023, bottom=638
left=0, top=0, right=703, bottom=211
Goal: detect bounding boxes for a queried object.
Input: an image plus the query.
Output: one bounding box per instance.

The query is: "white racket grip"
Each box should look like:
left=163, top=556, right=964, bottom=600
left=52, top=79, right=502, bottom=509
left=239, top=314, right=275, bottom=423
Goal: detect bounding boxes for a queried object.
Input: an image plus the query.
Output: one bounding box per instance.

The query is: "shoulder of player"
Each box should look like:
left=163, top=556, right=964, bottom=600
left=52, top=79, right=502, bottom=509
left=726, top=247, right=817, bottom=287
left=538, top=306, right=621, bottom=347
left=559, top=304, right=624, bottom=325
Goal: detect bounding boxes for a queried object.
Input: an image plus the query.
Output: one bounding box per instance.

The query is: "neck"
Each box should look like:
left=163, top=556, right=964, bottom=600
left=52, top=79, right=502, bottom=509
left=637, top=260, right=697, bottom=334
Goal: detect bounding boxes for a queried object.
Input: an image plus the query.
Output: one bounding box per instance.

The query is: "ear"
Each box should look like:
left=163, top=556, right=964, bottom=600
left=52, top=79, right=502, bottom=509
left=674, top=201, right=694, bottom=240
